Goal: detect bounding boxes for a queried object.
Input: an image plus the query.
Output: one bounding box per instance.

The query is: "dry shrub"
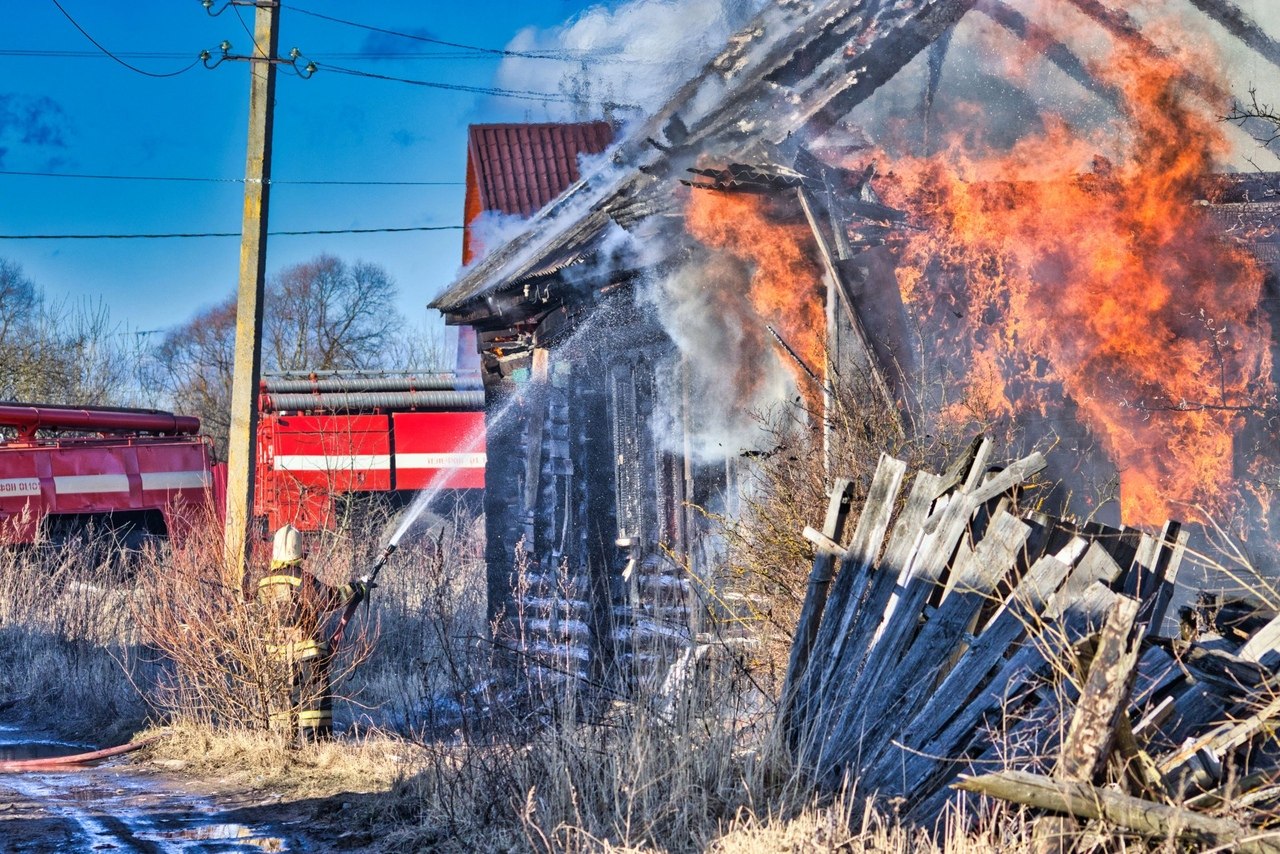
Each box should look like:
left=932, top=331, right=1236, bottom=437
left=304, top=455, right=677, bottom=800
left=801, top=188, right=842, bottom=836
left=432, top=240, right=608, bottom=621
left=344, top=499, right=491, bottom=733
left=376, top=639, right=771, bottom=853
left=133, top=513, right=374, bottom=734
left=127, top=495, right=488, bottom=737
left=717, top=363, right=971, bottom=683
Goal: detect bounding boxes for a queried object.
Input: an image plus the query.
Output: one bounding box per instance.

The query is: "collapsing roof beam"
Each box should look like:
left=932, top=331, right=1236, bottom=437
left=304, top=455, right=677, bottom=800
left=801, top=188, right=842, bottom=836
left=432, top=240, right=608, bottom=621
left=973, top=0, right=1121, bottom=108
left=797, top=0, right=980, bottom=142
left=1063, top=0, right=1280, bottom=161
left=924, top=30, right=954, bottom=154
left=794, top=186, right=905, bottom=440
left=1187, top=0, right=1280, bottom=73
left=435, top=0, right=987, bottom=314
left=1065, top=0, right=1228, bottom=105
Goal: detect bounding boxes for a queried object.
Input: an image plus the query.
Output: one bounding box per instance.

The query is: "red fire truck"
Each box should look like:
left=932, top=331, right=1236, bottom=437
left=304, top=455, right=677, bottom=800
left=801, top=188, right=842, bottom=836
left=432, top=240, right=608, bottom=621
left=0, top=402, right=225, bottom=547
left=253, top=372, right=486, bottom=533
left=0, top=373, right=485, bottom=547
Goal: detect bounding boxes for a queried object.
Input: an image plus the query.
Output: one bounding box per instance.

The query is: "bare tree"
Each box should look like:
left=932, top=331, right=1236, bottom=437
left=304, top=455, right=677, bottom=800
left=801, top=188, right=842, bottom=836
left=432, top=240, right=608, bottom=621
left=0, top=261, right=38, bottom=398
left=0, top=259, right=36, bottom=343
left=154, top=297, right=237, bottom=459
left=0, top=259, right=146, bottom=407
left=265, top=254, right=403, bottom=372
left=1226, top=87, right=1280, bottom=150
left=382, top=312, right=453, bottom=373
left=157, top=255, right=409, bottom=457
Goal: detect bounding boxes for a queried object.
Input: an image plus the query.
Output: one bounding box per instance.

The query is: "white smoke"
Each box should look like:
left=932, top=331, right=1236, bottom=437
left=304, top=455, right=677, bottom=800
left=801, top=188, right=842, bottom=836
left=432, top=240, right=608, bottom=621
left=466, top=209, right=535, bottom=265
left=486, top=0, right=791, bottom=462
left=843, top=0, right=1280, bottom=168
left=494, top=0, right=767, bottom=123
left=644, top=256, right=797, bottom=461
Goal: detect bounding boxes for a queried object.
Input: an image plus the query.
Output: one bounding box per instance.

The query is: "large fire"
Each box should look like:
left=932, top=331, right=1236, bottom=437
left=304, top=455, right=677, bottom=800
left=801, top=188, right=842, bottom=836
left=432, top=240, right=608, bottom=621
left=879, top=5, right=1274, bottom=525
left=684, top=190, right=827, bottom=396
left=680, top=3, right=1275, bottom=529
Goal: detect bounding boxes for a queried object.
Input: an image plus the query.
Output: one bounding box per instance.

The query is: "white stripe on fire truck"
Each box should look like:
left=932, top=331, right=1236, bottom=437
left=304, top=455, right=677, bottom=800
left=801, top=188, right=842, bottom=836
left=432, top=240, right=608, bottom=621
left=273, top=454, right=391, bottom=472
left=395, top=452, right=487, bottom=469
left=140, top=470, right=212, bottom=491
left=53, top=474, right=130, bottom=495
left=0, top=478, right=41, bottom=497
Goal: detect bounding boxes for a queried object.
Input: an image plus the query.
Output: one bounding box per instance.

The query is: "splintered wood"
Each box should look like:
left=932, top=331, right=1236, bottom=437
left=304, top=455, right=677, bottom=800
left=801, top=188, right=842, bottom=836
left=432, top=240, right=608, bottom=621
left=779, top=444, right=1280, bottom=846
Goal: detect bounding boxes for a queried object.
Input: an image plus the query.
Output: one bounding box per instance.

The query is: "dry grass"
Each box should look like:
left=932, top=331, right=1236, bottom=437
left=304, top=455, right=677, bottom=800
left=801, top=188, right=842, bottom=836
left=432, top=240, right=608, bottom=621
left=0, top=537, right=150, bottom=740
left=0, top=454, right=1260, bottom=853
left=0, top=498, right=490, bottom=743
left=142, top=720, right=415, bottom=798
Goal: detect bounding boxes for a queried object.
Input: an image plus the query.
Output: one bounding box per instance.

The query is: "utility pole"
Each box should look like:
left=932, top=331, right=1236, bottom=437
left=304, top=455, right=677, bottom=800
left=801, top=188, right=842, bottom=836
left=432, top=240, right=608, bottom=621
left=224, top=0, right=280, bottom=580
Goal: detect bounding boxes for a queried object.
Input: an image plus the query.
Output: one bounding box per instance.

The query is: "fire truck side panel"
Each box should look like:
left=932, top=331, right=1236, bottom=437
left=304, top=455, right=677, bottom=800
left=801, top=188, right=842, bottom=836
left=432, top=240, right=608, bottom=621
left=256, top=414, right=391, bottom=532
left=0, top=449, right=44, bottom=542
left=47, top=442, right=135, bottom=514
left=134, top=442, right=217, bottom=540
left=0, top=439, right=217, bottom=545
left=392, top=412, right=486, bottom=490
left=264, top=414, right=392, bottom=491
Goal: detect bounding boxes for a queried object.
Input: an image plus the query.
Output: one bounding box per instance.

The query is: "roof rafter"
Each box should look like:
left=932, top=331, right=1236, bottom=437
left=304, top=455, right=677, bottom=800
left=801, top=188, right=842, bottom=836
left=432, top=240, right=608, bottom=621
left=433, top=0, right=980, bottom=316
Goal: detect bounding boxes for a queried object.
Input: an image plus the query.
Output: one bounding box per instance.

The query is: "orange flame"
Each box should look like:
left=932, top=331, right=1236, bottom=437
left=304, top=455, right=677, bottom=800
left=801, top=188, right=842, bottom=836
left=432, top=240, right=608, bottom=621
left=685, top=190, right=826, bottom=394
left=882, top=12, right=1273, bottom=525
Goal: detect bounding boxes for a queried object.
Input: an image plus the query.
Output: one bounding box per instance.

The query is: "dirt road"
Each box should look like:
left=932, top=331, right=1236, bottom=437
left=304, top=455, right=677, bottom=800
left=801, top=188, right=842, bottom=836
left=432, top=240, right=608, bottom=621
left=0, top=722, right=298, bottom=853
left=0, top=765, right=293, bottom=853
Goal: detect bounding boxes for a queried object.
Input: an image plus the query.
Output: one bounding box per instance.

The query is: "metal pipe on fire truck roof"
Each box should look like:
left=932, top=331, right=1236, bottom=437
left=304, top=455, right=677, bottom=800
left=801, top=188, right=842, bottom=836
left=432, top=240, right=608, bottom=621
left=261, top=390, right=485, bottom=413
left=0, top=403, right=201, bottom=436
left=260, top=375, right=482, bottom=394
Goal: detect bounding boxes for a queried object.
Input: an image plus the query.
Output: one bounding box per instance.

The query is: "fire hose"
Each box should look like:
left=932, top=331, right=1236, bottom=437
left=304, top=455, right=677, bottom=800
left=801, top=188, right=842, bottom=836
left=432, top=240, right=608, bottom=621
left=329, top=542, right=397, bottom=655
left=0, top=736, right=159, bottom=773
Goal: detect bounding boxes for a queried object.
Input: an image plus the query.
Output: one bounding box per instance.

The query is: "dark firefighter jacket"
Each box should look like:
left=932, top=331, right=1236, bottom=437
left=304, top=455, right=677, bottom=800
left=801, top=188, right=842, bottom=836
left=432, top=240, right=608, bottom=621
left=257, top=560, right=360, bottom=661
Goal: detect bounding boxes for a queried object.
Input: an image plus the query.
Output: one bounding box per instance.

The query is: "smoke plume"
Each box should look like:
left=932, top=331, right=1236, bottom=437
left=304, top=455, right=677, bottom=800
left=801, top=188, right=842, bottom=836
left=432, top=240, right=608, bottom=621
left=494, top=0, right=766, bottom=123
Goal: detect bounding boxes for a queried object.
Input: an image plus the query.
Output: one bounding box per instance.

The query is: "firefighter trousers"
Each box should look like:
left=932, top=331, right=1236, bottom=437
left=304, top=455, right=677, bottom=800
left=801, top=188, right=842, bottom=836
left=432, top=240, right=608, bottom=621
left=293, top=654, right=334, bottom=742
left=267, top=649, right=335, bottom=742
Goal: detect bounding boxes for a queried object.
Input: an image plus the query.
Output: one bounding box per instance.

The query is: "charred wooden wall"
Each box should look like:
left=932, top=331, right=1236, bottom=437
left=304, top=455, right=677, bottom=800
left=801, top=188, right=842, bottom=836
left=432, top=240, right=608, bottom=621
left=476, top=290, right=712, bottom=691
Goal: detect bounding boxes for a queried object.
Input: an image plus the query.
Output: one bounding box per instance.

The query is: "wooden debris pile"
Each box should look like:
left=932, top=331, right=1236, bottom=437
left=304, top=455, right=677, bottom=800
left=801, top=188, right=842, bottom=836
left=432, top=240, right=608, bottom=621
left=779, top=441, right=1280, bottom=849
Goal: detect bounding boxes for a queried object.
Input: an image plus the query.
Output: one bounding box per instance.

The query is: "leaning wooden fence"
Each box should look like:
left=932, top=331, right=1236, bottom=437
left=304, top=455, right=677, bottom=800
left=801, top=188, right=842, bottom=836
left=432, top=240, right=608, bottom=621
left=778, top=440, right=1280, bottom=849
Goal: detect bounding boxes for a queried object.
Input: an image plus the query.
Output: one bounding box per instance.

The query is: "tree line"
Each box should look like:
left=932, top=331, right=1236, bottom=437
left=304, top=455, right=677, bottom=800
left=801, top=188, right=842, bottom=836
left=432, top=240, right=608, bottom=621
left=0, top=253, right=448, bottom=457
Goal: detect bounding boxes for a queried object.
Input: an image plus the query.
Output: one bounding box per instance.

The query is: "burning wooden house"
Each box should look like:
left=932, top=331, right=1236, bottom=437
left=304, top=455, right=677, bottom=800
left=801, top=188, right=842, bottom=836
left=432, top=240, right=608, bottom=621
left=432, top=0, right=1280, bottom=688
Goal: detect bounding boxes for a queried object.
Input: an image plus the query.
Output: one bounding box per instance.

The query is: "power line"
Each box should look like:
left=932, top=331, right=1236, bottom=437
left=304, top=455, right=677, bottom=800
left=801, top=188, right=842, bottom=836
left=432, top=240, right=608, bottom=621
left=0, top=169, right=463, bottom=186
left=319, top=63, right=577, bottom=103
left=0, top=226, right=465, bottom=240
left=283, top=3, right=595, bottom=61
left=0, top=49, right=543, bottom=61
left=231, top=3, right=266, bottom=60
left=49, top=0, right=200, bottom=78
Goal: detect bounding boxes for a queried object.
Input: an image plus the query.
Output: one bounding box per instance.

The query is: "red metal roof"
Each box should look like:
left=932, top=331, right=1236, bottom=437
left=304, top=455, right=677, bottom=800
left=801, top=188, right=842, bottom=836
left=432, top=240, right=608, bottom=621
left=466, top=121, right=614, bottom=220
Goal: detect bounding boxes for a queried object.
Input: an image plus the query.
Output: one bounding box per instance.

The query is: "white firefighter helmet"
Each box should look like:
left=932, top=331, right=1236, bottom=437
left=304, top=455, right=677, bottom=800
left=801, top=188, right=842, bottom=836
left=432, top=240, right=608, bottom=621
left=272, top=524, right=305, bottom=564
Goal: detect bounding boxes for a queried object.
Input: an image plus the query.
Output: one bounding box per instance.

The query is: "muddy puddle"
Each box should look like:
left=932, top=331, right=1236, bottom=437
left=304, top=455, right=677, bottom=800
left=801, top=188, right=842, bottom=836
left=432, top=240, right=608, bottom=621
left=0, top=723, right=88, bottom=762
left=0, top=742, right=85, bottom=762
left=0, top=724, right=289, bottom=852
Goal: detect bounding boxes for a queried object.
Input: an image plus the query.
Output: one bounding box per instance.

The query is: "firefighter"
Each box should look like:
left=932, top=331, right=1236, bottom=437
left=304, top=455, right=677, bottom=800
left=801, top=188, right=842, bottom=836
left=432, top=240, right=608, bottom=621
left=257, top=524, right=369, bottom=742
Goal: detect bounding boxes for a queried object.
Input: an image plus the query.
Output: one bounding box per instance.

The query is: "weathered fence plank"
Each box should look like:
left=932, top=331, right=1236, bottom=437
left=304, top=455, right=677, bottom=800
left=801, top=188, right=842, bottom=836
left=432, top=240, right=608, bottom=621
left=957, top=770, right=1280, bottom=854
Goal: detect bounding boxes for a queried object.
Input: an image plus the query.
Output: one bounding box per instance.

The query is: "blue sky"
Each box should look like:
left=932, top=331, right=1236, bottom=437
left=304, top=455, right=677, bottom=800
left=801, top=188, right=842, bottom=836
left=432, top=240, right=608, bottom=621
left=9, top=0, right=1276, bottom=347
left=0, top=1, right=610, bottom=338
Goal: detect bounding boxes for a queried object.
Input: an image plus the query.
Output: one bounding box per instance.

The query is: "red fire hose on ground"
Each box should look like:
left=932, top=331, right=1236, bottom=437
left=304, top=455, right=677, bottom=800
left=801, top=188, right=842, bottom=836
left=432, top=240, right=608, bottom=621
left=0, top=736, right=158, bottom=773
